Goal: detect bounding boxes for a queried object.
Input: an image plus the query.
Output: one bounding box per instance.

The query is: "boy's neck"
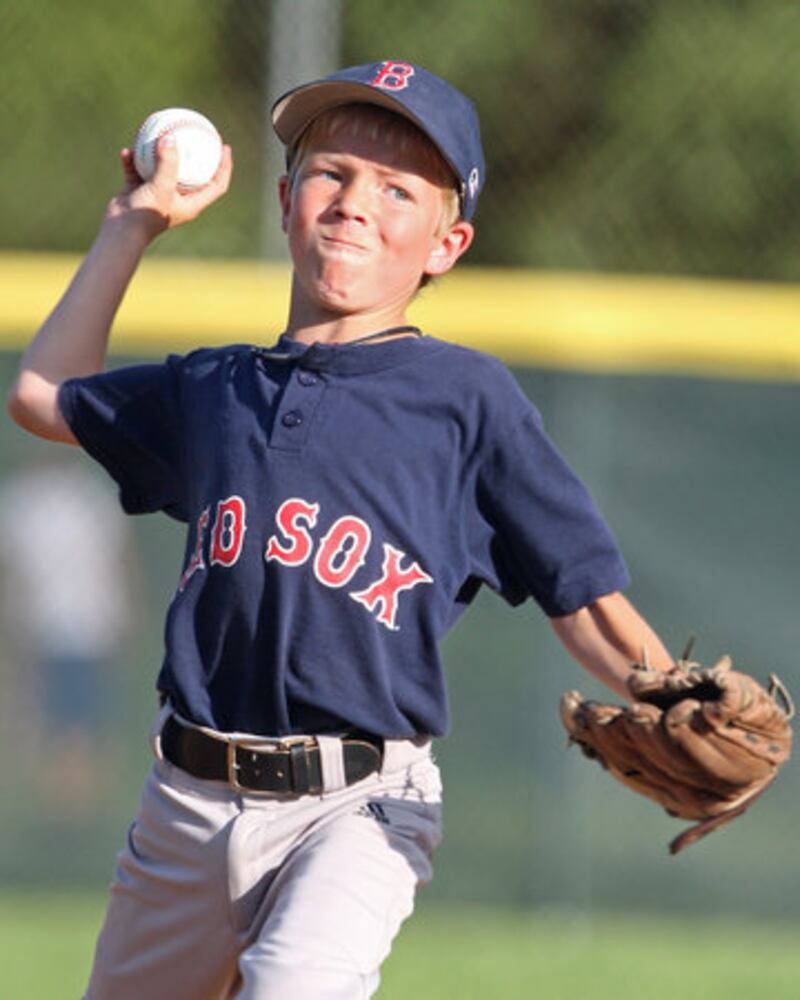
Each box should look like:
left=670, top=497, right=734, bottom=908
left=284, top=270, right=425, bottom=347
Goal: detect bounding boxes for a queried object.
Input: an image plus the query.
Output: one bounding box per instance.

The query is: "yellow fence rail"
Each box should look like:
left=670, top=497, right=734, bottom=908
left=3, top=253, right=799, bottom=380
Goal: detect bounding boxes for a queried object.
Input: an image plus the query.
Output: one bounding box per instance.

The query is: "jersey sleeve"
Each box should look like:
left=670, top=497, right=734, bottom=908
left=469, top=372, right=630, bottom=617
left=58, top=357, right=188, bottom=520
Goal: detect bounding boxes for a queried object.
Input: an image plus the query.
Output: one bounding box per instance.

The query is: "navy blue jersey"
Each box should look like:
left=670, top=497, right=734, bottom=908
left=59, top=334, right=629, bottom=738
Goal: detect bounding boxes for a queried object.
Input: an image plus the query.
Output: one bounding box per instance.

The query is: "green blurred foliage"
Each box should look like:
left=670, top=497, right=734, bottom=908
left=2, top=0, right=267, bottom=257
left=2, top=0, right=799, bottom=277
left=343, top=0, right=800, bottom=277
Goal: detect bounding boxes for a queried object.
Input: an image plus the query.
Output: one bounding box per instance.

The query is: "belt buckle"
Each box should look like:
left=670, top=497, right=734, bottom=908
left=226, top=735, right=317, bottom=794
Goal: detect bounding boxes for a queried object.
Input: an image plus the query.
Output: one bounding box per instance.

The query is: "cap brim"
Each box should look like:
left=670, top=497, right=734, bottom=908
left=271, top=80, right=461, bottom=188
left=272, top=80, right=421, bottom=144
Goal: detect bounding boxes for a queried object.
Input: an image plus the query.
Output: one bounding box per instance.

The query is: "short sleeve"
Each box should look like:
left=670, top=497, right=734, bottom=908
left=471, top=378, right=630, bottom=616
left=58, top=358, right=188, bottom=520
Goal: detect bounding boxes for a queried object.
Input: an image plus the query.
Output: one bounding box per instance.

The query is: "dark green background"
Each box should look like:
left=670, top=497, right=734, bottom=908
left=3, top=352, right=797, bottom=919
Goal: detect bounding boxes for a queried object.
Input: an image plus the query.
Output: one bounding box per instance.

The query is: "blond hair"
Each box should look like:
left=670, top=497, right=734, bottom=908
left=286, top=103, right=461, bottom=236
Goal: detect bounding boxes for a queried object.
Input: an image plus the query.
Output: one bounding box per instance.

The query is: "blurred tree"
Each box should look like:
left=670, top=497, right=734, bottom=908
left=520, top=1, right=800, bottom=278
left=2, top=0, right=800, bottom=277
left=2, top=0, right=227, bottom=254
left=343, top=0, right=800, bottom=278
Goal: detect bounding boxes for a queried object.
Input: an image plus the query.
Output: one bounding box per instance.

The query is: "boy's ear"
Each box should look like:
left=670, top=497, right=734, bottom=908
left=278, top=174, right=291, bottom=232
left=424, top=221, right=475, bottom=278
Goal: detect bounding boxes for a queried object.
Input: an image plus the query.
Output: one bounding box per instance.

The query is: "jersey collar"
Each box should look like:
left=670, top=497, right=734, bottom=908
left=254, top=332, right=435, bottom=375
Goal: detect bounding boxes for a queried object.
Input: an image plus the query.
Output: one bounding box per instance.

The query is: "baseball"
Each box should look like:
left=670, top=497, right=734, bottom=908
left=133, top=108, right=222, bottom=189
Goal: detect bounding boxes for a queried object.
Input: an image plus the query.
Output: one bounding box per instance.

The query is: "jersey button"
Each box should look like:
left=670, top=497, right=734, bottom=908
left=297, top=371, right=318, bottom=386
left=281, top=409, right=304, bottom=427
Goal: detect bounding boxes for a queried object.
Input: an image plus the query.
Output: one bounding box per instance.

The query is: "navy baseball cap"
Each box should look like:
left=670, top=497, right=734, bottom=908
left=271, top=60, right=485, bottom=221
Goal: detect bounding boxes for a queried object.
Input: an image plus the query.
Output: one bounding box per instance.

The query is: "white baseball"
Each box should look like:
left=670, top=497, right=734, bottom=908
left=133, top=108, right=222, bottom=189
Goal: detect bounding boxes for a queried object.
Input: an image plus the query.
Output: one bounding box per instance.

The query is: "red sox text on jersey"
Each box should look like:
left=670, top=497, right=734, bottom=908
left=179, top=495, right=433, bottom=631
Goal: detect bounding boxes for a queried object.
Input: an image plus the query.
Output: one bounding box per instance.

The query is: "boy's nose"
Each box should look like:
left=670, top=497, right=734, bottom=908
left=334, top=180, right=370, bottom=223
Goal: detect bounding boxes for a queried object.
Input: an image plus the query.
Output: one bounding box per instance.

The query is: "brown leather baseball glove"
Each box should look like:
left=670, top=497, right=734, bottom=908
left=560, top=642, right=794, bottom=854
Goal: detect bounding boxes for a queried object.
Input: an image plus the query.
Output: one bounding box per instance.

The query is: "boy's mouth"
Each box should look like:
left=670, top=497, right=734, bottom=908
left=320, top=236, right=370, bottom=259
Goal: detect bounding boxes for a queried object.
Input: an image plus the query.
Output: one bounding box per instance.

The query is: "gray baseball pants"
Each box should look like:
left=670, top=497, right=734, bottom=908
left=84, top=712, right=442, bottom=999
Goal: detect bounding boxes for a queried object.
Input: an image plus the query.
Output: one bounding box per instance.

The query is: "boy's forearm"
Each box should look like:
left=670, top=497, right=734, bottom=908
left=18, top=215, right=154, bottom=383
left=9, top=136, right=232, bottom=441
left=7, top=214, right=159, bottom=442
left=550, top=591, right=673, bottom=700
left=24, top=133, right=234, bottom=386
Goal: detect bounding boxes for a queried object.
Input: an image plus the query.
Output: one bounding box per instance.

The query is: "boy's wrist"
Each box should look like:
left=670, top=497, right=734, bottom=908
left=99, top=205, right=166, bottom=249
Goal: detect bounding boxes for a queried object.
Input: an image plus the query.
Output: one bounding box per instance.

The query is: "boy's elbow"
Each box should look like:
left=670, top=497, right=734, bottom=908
left=6, top=376, right=34, bottom=428
left=6, top=373, right=75, bottom=444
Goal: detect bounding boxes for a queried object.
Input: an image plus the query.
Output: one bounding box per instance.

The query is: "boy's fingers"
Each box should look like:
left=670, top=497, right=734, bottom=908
left=183, top=143, right=233, bottom=197
left=119, top=148, right=140, bottom=187
left=152, top=133, right=180, bottom=188
left=118, top=137, right=231, bottom=228
left=210, top=145, right=234, bottom=192
left=169, top=146, right=233, bottom=215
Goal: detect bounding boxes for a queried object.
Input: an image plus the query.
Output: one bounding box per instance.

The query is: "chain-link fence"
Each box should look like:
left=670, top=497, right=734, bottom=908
left=4, top=0, right=800, bottom=277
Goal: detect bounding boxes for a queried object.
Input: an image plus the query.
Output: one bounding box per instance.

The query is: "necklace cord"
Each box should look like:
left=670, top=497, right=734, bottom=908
left=345, top=325, right=422, bottom=346
left=252, top=326, right=422, bottom=363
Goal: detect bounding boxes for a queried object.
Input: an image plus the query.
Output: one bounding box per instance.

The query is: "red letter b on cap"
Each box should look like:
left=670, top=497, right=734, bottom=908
left=370, top=61, right=415, bottom=90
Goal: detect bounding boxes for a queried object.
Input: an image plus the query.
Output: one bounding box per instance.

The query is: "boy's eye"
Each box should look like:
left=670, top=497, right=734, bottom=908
left=388, top=184, right=411, bottom=202
left=303, top=165, right=339, bottom=182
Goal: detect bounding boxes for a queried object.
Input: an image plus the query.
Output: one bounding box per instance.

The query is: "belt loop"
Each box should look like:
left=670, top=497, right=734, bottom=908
left=381, top=735, right=432, bottom=775
left=149, top=701, right=172, bottom=762
left=316, top=735, right=347, bottom=793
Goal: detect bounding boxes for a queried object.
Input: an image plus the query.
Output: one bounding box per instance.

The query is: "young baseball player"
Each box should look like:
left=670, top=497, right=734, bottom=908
left=8, top=61, right=672, bottom=999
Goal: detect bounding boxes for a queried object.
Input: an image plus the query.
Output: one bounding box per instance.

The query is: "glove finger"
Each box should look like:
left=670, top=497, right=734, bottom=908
left=606, top=705, right=764, bottom=818
left=706, top=666, right=757, bottom=723
left=665, top=701, right=777, bottom=789
left=578, top=707, right=723, bottom=818
left=706, top=671, right=793, bottom=741
left=560, top=691, right=621, bottom=736
left=700, top=708, right=792, bottom=766
left=617, top=703, right=712, bottom=785
left=562, top=698, right=660, bottom=774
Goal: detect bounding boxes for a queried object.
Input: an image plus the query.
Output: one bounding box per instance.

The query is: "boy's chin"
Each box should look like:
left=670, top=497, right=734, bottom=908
left=310, top=279, right=414, bottom=317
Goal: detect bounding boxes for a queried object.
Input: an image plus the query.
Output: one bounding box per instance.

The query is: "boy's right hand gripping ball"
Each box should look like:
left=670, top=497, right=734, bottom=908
left=560, top=650, right=794, bottom=854
left=133, top=108, right=222, bottom=189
